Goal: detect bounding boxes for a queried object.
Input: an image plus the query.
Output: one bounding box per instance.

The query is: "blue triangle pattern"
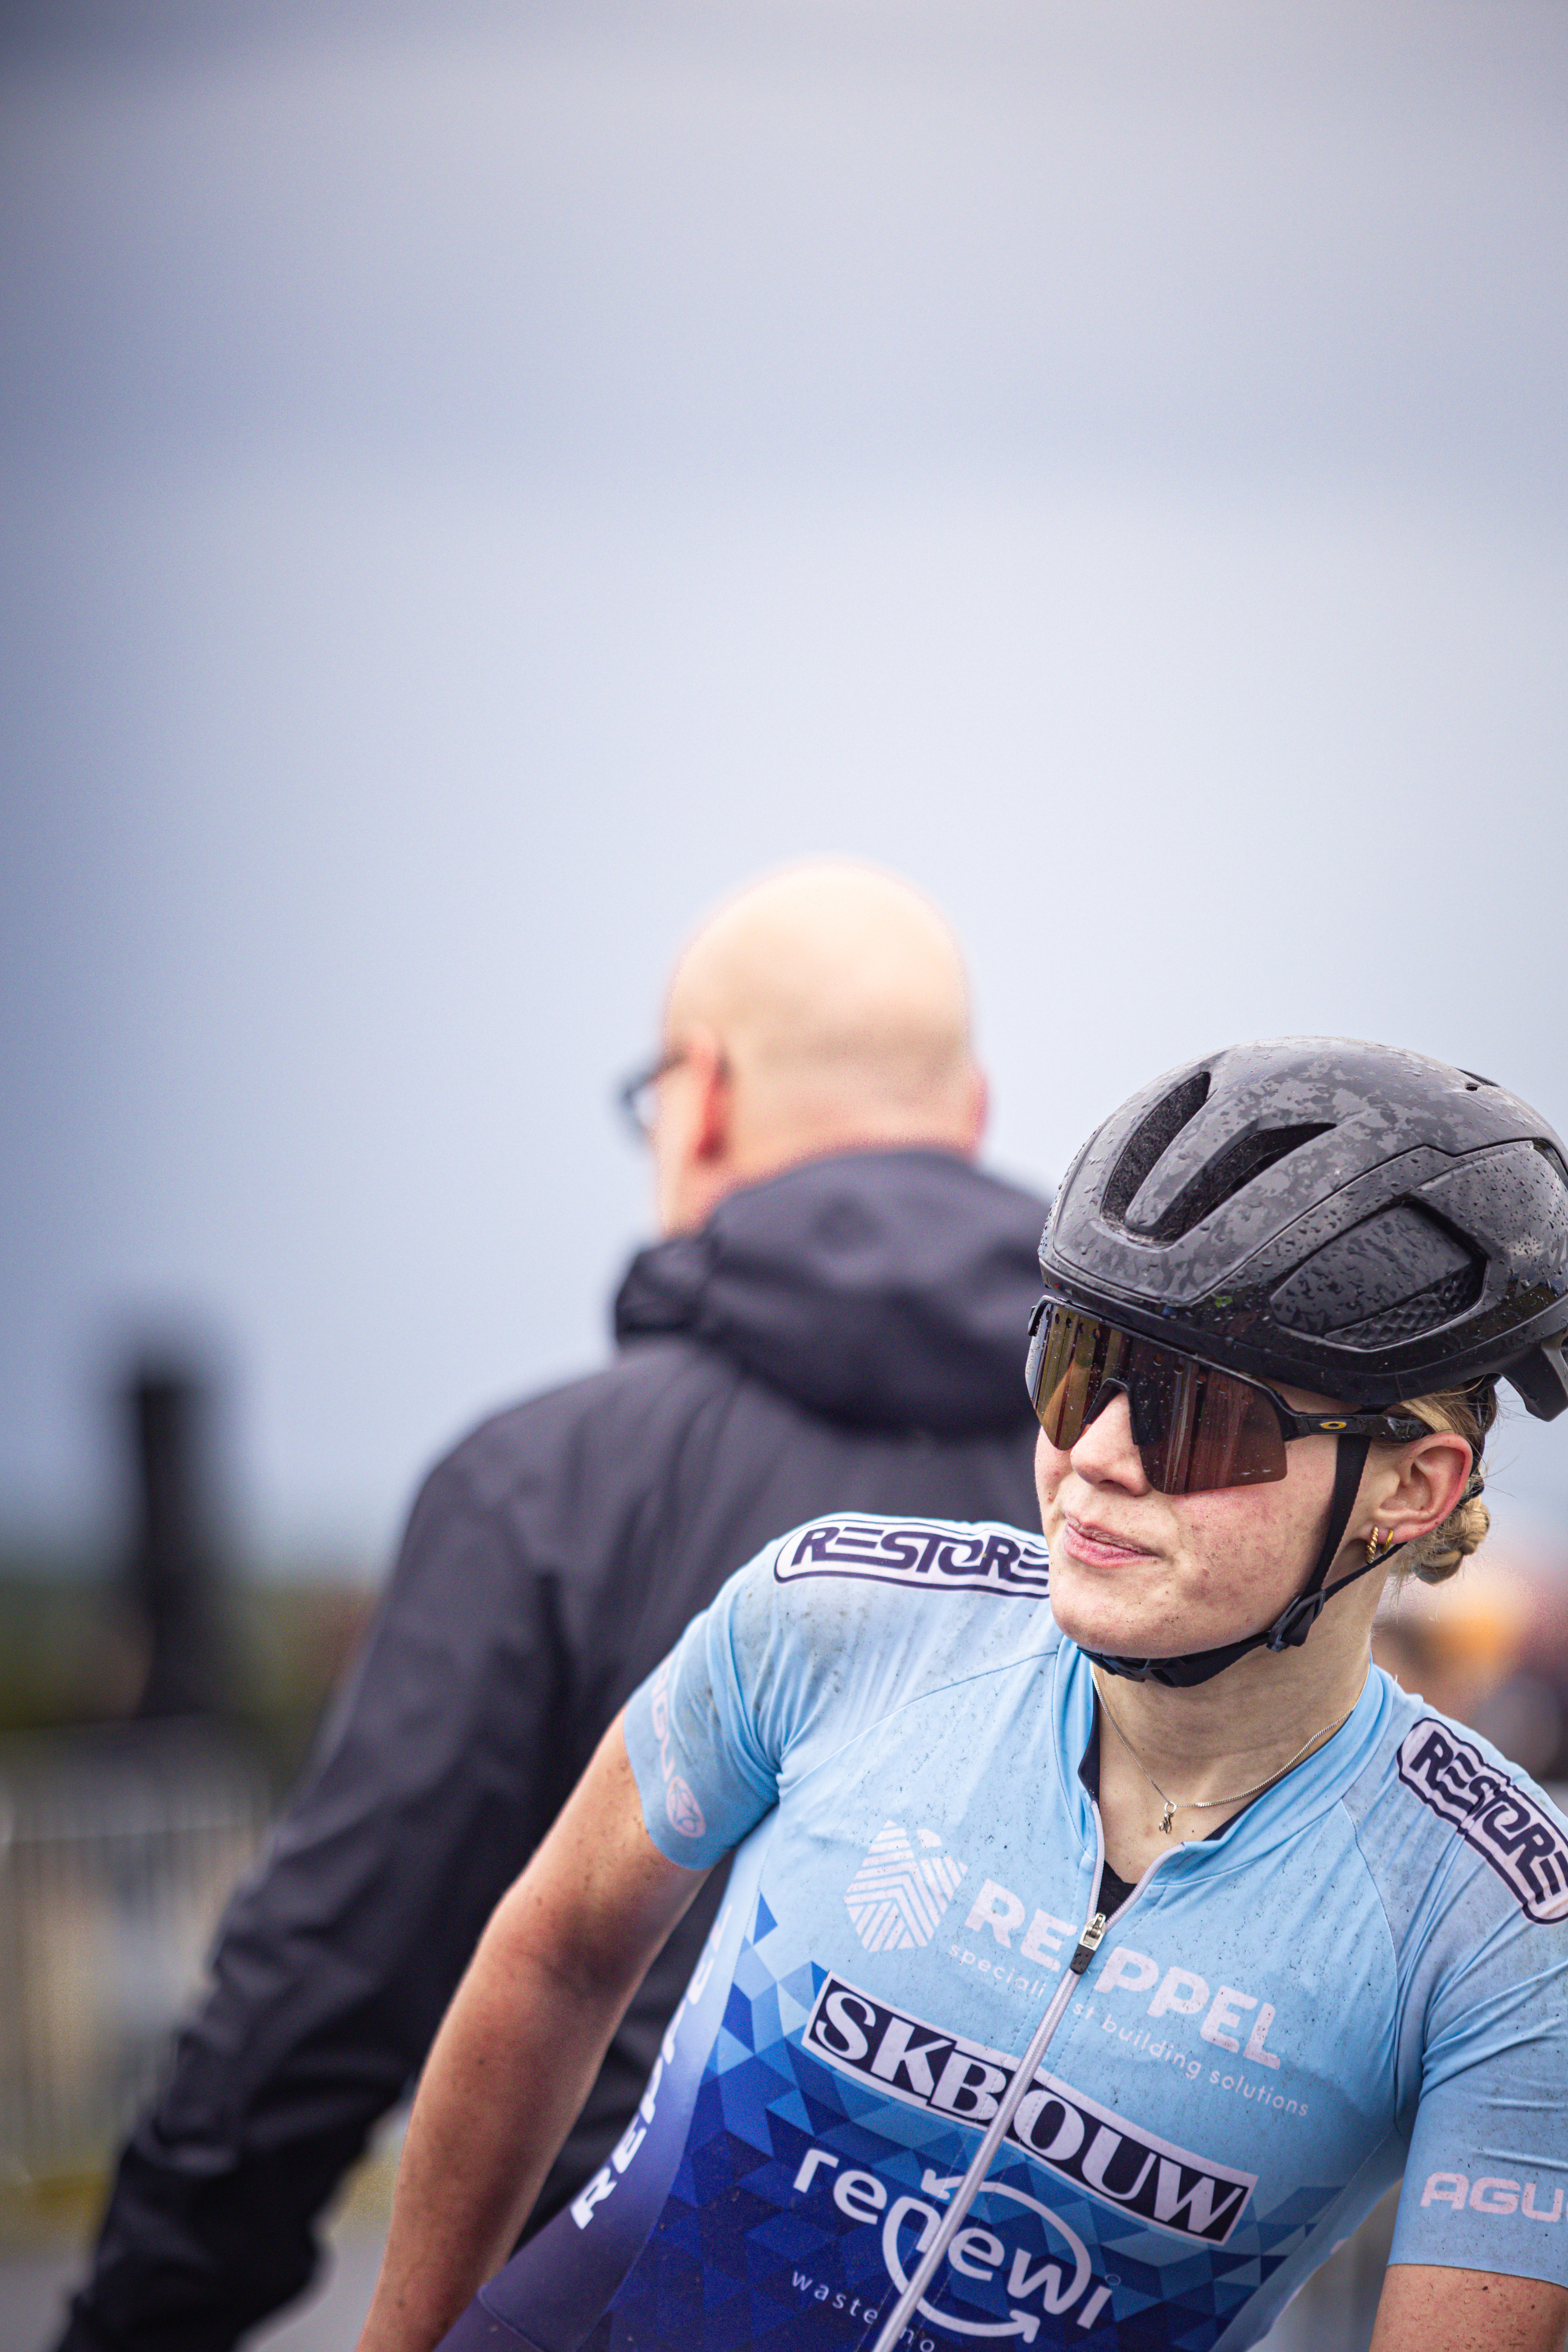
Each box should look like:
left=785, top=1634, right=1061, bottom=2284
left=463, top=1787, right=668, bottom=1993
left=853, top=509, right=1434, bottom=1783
left=719, top=2064, right=777, bottom=2158
left=596, top=1924, right=1340, bottom=2352
left=746, top=1981, right=784, bottom=2056
left=711, top=2029, right=753, bottom=2082
left=731, top=1942, right=777, bottom=2002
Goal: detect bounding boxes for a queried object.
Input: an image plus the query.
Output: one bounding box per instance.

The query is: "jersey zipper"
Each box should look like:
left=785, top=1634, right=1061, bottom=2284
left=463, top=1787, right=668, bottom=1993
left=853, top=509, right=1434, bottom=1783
left=1069, top=1908, right=1109, bottom=1975
left=866, top=1800, right=1171, bottom=2352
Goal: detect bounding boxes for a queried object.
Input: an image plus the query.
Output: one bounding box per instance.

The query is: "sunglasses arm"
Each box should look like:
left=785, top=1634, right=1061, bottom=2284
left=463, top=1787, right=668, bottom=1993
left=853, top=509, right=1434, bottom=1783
left=1274, top=1407, right=1431, bottom=1446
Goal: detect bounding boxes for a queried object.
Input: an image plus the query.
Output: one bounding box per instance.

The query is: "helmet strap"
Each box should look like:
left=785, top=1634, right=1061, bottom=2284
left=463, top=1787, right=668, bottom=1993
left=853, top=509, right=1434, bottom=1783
left=1083, top=1434, right=1392, bottom=1689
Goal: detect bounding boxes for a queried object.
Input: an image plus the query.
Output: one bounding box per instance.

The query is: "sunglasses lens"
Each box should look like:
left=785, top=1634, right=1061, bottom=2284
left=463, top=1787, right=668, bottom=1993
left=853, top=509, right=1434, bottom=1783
left=1030, top=1308, right=1113, bottom=1450
left=1028, top=1305, right=1289, bottom=1494
left=1147, top=1356, right=1287, bottom=1491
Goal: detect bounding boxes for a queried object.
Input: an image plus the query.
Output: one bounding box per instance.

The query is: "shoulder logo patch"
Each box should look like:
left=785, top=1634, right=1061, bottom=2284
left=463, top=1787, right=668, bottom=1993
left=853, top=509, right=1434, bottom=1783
left=844, top=1820, right=967, bottom=1951
left=776, top=1517, right=1050, bottom=1597
left=1397, top=1719, right=1568, bottom=1922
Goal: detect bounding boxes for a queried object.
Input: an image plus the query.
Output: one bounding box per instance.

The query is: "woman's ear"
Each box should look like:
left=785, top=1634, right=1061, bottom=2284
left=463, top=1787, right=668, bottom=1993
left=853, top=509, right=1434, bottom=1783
left=1365, top=1431, right=1472, bottom=1549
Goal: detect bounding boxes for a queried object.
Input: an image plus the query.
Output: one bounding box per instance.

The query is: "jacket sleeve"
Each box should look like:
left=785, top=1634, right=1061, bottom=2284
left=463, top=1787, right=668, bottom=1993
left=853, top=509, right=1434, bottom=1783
left=56, top=1443, right=572, bottom=2352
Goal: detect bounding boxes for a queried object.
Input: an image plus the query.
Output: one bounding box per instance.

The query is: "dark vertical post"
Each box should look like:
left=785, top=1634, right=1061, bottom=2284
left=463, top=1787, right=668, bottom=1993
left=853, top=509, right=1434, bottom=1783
left=125, top=1363, right=234, bottom=1719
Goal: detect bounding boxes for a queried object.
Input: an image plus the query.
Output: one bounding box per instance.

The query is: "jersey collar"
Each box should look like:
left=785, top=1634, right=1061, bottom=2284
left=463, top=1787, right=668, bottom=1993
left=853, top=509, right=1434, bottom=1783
left=1051, top=1635, right=1391, bottom=1878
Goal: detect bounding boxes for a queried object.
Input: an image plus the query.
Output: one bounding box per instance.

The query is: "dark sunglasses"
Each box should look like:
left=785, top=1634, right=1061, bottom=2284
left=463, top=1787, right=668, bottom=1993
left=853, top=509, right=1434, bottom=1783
left=1025, top=1298, right=1428, bottom=1495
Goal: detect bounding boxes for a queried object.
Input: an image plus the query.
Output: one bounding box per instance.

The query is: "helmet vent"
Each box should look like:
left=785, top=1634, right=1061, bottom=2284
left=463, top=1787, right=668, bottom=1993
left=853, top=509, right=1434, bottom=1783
left=1270, top=1204, right=1484, bottom=1340
left=1132, top=1123, right=1334, bottom=1243
left=1334, top=1260, right=1487, bottom=1348
left=1102, top=1068, right=1211, bottom=1227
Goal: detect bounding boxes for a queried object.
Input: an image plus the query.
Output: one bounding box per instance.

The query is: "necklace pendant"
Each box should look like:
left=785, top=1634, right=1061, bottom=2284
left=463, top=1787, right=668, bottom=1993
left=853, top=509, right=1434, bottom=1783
left=1158, top=1800, right=1176, bottom=1835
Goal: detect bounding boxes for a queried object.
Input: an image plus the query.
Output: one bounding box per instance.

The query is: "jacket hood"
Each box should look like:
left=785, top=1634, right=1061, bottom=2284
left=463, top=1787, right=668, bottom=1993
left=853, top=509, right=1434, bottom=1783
left=613, top=1148, right=1050, bottom=1436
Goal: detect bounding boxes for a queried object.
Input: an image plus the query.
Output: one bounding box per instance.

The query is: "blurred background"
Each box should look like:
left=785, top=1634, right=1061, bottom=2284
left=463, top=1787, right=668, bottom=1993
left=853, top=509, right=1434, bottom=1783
left=2, top=2, right=1566, bottom=2346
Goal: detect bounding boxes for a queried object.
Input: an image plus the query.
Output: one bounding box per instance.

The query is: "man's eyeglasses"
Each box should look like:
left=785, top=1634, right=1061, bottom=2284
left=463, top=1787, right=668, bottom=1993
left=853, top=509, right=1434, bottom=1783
left=615, top=1050, right=688, bottom=1142
left=1026, top=1298, right=1428, bottom=1495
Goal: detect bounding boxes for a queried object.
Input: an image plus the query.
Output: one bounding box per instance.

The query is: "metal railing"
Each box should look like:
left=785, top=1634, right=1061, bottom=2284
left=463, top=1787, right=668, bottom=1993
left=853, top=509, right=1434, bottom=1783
left=0, top=1724, right=272, bottom=2185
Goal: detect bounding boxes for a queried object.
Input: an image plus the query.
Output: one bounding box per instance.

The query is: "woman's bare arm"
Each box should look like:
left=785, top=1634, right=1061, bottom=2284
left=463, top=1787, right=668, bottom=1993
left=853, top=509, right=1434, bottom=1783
left=1372, top=2263, right=1568, bottom=2352
left=356, top=1715, right=711, bottom=2352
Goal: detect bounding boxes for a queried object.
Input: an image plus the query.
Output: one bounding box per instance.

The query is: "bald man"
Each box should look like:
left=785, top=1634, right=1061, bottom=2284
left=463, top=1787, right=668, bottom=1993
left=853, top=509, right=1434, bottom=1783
left=650, top=864, right=985, bottom=1235
left=59, top=865, right=1047, bottom=2352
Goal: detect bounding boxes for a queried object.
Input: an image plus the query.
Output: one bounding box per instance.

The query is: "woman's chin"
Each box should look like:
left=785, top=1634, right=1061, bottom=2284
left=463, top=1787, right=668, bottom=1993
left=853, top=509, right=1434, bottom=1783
left=1050, top=1555, right=1170, bottom=1661
left=1060, top=1615, right=1193, bottom=1666
left=1053, top=1591, right=1149, bottom=1660
left=1054, top=1579, right=1263, bottom=1669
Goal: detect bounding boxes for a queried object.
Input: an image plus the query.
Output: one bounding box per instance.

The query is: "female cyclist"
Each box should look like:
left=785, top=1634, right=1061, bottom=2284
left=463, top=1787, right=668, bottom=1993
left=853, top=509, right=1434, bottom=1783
left=358, top=1039, right=1568, bottom=2352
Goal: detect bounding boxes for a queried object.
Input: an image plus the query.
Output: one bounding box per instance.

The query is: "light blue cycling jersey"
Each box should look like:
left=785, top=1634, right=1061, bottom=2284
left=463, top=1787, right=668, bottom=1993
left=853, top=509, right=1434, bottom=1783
left=451, top=1513, right=1568, bottom=2352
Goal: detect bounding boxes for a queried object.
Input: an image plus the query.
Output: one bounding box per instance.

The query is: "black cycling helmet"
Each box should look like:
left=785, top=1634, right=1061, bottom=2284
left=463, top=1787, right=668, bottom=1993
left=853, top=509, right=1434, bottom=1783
left=1037, top=1037, right=1568, bottom=1686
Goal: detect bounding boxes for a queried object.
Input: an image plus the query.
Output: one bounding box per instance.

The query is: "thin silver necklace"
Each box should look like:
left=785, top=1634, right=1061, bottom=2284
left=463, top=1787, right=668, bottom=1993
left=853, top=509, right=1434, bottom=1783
left=1095, top=1677, right=1356, bottom=1837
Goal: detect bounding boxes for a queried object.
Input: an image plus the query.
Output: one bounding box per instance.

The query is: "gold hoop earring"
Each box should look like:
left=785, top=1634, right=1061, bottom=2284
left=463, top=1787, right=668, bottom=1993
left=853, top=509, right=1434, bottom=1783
left=1367, top=1526, right=1389, bottom=1564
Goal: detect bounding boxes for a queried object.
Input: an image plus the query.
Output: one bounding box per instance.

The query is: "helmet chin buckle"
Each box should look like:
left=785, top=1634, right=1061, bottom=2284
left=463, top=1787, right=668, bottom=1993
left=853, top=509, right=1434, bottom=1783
left=1091, top=1651, right=1156, bottom=1683
left=1264, top=1591, right=1326, bottom=1652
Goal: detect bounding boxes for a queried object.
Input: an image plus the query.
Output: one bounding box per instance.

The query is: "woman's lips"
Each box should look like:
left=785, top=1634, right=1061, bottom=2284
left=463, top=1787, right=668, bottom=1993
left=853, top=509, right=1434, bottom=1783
left=1060, top=1513, right=1158, bottom=1569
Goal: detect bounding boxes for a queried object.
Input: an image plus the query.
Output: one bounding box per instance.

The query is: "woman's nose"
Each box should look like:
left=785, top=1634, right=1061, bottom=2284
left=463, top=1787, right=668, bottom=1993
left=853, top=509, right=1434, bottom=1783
left=1069, top=1386, right=1149, bottom=1490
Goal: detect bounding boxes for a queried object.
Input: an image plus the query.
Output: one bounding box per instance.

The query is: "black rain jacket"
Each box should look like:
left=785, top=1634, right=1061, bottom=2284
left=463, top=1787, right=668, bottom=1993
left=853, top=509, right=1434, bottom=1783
left=60, top=1148, right=1048, bottom=2352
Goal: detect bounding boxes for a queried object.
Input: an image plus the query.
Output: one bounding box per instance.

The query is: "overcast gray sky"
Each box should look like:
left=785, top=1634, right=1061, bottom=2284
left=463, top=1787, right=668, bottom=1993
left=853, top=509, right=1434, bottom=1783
left=3, top=0, right=1566, bottom=1573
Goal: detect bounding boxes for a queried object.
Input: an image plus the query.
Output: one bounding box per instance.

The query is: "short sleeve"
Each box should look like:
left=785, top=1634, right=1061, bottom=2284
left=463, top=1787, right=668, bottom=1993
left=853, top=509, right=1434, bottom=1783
left=1391, top=1908, right=1568, bottom=2284
left=622, top=1544, right=785, bottom=1868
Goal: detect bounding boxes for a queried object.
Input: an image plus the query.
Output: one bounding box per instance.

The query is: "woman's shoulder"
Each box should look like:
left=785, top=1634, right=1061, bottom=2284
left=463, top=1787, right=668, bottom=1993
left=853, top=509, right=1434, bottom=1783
left=1342, top=1671, right=1568, bottom=1938
left=723, top=1508, right=1065, bottom=1722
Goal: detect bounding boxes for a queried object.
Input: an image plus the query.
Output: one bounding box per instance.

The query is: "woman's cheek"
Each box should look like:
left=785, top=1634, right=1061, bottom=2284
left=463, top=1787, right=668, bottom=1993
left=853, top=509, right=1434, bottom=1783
left=1180, top=1486, right=1304, bottom=1602
left=1033, top=1432, right=1069, bottom=1508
